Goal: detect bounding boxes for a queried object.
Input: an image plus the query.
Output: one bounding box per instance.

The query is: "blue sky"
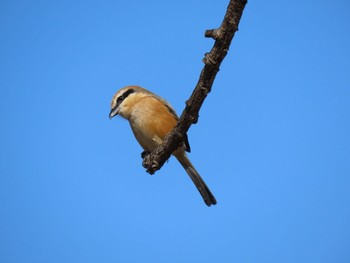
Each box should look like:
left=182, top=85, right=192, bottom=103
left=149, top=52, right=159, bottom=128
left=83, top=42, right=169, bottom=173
left=1, top=1, right=350, bottom=262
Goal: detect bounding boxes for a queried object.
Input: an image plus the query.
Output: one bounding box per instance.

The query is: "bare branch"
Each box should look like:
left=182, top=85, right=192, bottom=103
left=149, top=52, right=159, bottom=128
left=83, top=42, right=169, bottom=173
left=142, top=0, right=247, bottom=174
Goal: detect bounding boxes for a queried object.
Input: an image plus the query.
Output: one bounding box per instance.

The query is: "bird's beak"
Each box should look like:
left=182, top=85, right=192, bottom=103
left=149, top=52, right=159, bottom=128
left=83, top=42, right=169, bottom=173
left=109, top=107, right=118, bottom=119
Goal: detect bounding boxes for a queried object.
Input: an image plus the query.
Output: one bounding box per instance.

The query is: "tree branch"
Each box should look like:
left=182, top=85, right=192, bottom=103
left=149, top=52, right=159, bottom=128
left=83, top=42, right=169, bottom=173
left=142, top=0, right=247, bottom=174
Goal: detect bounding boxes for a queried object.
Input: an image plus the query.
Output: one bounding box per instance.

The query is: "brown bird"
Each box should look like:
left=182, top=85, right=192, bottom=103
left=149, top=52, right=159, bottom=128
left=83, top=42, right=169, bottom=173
left=109, top=85, right=216, bottom=206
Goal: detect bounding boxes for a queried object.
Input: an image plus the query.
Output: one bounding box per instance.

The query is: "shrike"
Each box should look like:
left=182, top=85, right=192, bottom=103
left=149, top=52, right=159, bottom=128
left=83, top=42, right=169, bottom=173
left=109, top=85, right=216, bottom=206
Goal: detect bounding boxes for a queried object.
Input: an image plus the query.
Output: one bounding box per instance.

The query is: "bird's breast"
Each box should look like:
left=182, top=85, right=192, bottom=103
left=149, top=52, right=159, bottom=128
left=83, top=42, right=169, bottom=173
left=127, top=96, right=178, bottom=152
left=128, top=118, right=154, bottom=151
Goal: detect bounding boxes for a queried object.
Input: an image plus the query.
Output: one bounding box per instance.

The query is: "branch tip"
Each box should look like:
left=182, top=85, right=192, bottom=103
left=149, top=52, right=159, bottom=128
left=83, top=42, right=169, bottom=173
left=141, top=0, right=247, bottom=174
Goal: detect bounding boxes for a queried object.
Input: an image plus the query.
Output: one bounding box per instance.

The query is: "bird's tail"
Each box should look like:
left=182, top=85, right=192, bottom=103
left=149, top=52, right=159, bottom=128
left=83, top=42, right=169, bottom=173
left=175, top=153, right=217, bottom=207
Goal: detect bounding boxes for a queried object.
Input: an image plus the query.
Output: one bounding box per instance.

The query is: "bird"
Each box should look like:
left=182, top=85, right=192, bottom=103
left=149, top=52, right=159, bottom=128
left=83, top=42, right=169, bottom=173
left=109, top=85, right=217, bottom=206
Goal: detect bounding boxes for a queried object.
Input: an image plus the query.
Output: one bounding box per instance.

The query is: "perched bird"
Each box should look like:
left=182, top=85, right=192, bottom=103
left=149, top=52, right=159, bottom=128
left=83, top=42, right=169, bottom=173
left=109, top=85, right=217, bottom=206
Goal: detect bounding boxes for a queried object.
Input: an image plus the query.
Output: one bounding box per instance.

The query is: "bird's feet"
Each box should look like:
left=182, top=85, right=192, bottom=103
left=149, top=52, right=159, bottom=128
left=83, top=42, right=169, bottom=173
left=141, top=151, right=150, bottom=159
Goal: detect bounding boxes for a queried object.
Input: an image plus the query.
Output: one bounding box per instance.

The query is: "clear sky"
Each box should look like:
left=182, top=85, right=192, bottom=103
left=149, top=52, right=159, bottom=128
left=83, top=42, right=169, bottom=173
left=1, top=1, right=349, bottom=262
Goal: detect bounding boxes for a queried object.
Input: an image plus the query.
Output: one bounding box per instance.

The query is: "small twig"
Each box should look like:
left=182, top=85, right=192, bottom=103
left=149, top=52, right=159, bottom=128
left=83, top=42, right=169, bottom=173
left=205, top=28, right=223, bottom=40
left=142, top=0, right=247, bottom=174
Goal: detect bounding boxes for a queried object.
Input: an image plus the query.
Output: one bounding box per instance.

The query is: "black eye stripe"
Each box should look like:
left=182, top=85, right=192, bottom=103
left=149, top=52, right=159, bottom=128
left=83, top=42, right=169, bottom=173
left=116, top=88, right=135, bottom=106
left=122, top=88, right=135, bottom=99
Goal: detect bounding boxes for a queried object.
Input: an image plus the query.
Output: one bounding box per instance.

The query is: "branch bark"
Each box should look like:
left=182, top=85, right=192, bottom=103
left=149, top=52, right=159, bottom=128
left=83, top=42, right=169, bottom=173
left=142, top=0, right=247, bottom=174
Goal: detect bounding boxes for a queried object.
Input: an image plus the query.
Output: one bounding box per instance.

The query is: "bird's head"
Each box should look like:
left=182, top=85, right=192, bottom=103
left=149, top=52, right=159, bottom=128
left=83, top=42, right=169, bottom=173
left=109, top=85, right=150, bottom=120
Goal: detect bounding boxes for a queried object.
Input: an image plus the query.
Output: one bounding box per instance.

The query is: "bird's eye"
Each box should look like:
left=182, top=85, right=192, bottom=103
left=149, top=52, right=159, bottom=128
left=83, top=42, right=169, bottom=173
left=117, top=96, right=123, bottom=103
left=116, top=89, right=134, bottom=105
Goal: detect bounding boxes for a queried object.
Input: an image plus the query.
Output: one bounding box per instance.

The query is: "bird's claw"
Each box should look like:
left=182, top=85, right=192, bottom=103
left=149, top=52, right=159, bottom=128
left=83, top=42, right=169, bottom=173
left=141, top=151, right=150, bottom=159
